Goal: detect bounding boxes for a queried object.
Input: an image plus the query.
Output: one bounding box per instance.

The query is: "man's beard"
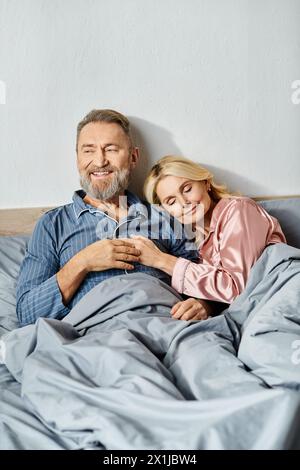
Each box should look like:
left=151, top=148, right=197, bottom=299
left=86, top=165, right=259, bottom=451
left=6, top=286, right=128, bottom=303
left=80, top=167, right=131, bottom=201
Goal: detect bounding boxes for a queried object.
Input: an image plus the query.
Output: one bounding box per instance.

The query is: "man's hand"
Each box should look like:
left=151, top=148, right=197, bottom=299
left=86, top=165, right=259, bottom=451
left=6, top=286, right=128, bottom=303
left=78, top=239, right=141, bottom=273
left=128, top=236, right=177, bottom=275
left=57, top=239, right=140, bottom=308
left=171, top=298, right=213, bottom=321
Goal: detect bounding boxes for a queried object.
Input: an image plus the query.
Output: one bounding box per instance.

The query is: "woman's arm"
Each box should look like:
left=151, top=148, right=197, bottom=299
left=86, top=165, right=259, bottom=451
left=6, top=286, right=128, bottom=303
left=130, top=199, right=285, bottom=304
left=171, top=199, right=285, bottom=303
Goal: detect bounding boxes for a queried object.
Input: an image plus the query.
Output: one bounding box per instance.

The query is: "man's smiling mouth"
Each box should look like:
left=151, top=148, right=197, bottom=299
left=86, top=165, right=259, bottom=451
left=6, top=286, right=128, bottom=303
left=90, top=171, right=113, bottom=179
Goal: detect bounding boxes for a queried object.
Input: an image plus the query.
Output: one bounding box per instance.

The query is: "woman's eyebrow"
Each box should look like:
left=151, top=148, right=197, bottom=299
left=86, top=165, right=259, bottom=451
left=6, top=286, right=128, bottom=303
left=162, top=194, right=175, bottom=203
left=178, top=180, right=191, bottom=190
left=162, top=182, right=191, bottom=203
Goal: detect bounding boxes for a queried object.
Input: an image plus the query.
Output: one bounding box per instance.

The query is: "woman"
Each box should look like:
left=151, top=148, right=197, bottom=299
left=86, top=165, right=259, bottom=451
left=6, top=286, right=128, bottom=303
left=131, top=155, right=286, bottom=321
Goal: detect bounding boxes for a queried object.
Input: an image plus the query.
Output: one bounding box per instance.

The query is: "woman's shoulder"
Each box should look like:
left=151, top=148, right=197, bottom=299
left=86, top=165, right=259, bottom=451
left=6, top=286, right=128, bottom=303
left=211, top=196, right=286, bottom=244
left=211, top=196, right=265, bottom=227
left=214, top=196, right=259, bottom=214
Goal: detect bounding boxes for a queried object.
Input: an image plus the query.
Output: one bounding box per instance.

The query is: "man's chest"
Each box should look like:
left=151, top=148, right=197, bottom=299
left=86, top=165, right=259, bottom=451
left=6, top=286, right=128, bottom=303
left=57, top=215, right=171, bottom=267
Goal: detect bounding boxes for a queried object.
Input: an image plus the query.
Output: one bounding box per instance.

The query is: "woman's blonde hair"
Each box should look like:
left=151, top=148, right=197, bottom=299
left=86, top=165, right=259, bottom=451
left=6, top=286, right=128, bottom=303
left=144, top=155, right=235, bottom=204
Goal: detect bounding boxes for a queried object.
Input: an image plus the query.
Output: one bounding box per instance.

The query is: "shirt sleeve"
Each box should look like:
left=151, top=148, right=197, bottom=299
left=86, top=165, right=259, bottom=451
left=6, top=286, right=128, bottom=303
left=171, top=198, right=285, bottom=303
left=16, top=213, right=70, bottom=326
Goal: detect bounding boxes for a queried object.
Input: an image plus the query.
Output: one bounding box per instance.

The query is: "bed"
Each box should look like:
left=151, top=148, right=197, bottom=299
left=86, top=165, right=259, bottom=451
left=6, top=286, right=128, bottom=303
left=0, top=196, right=300, bottom=450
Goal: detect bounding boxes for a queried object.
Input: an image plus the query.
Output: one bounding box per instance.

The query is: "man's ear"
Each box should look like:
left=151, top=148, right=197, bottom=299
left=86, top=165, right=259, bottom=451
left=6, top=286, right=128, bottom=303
left=130, top=146, right=140, bottom=169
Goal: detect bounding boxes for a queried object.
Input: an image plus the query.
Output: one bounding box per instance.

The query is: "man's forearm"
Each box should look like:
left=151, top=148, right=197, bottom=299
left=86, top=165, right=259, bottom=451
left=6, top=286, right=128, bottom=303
left=56, top=252, right=88, bottom=306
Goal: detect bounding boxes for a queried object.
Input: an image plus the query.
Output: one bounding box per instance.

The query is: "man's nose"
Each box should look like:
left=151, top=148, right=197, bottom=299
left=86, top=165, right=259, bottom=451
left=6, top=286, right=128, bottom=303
left=93, top=148, right=108, bottom=166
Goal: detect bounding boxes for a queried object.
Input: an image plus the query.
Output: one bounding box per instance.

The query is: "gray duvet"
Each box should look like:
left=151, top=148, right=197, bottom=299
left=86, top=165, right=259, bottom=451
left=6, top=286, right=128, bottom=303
left=1, top=242, right=300, bottom=450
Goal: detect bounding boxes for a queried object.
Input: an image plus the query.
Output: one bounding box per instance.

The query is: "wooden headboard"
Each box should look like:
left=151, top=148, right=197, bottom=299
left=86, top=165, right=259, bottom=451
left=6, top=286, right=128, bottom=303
left=0, top=195, right=299, bottom=236
left=0, top=206, right=56, bottom=236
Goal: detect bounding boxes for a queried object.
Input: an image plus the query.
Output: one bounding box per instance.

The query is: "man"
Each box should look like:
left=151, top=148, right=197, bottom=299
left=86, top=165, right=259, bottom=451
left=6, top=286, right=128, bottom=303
left=16, top=109, right=199, bottom=326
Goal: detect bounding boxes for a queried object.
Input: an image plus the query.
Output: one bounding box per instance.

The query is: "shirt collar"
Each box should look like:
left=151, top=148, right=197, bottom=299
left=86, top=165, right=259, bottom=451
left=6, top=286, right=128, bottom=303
left=72, top=189, right=143, bottom=220
left=207, top=198, right=231, bottom=233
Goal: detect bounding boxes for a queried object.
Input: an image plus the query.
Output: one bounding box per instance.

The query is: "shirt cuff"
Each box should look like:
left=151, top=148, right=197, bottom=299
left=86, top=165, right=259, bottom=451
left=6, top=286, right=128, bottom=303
left=171, top=257, right=191, bottom=293
left=50, top=274, right=71, bottom=319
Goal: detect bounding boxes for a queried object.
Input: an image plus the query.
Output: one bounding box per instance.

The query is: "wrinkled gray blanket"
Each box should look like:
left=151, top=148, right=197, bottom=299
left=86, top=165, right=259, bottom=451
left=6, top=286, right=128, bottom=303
left=1, top=243, right=300, bottom=450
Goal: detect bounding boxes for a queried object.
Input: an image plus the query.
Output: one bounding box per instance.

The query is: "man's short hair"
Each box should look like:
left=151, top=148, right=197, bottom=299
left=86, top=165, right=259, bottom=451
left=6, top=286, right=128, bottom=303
left=76, top=109, right=132, bottom=152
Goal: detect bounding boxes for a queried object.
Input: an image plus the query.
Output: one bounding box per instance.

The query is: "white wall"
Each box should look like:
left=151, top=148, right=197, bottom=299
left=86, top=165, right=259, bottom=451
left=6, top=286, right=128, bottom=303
left=0, top=0, right=299, bottom=209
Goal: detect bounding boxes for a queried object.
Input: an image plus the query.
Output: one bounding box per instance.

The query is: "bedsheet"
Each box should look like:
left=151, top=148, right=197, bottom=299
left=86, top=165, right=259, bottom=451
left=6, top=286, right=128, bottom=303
left=1, top=243, right=300, bottom=449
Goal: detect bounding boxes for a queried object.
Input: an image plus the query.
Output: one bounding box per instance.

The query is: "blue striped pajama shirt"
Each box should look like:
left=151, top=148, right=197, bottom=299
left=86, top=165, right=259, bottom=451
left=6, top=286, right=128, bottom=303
left=16, top=190, right=199, bottom=326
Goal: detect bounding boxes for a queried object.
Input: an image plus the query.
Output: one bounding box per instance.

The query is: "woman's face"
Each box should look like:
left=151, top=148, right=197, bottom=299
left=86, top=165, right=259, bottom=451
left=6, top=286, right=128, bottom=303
left=156, top=175, right=212, bottom=225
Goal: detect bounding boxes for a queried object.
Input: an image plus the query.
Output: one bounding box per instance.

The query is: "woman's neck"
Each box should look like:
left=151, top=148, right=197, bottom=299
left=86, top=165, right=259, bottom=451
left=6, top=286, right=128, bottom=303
left=204, top=199, right=217, bottom=232
left=193, top=199, right=217, bottom=243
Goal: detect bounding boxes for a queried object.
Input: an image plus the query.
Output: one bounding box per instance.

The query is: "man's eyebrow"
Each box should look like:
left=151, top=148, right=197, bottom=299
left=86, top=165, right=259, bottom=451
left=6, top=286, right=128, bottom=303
left=80, top=142, right=120, bottom=150
left=81, top=143, right=97, bottom=150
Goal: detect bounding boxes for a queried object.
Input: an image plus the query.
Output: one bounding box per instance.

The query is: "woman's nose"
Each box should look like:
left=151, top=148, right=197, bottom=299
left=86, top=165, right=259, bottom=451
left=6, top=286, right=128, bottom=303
left=179, top=194, right=191, bottom=206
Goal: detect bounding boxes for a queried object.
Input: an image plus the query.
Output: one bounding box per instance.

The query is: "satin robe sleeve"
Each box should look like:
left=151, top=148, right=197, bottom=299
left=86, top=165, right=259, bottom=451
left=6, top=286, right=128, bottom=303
left=171, top=198, right=286, bottom=303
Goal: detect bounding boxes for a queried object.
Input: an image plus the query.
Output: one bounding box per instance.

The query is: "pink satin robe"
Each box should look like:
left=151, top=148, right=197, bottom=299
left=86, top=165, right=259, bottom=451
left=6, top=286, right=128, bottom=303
left=171, top=197, right=286, bottom=304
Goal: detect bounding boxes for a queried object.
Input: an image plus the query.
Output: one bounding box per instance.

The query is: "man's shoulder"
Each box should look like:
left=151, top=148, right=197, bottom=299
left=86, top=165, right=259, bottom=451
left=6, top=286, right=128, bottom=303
left=43, top=202, right=73, bottom=217
left=34, top=201, right=75, bottom=230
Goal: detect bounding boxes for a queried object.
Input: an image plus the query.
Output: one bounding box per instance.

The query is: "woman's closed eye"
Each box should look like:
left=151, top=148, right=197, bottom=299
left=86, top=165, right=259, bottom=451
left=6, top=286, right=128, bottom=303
left=183, top=184, right=192, bottom=193
left=166, top=198, right=176, bottom=206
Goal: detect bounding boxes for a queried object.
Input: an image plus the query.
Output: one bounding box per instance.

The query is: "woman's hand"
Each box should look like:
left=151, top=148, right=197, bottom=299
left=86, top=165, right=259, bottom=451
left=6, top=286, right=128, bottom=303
left=171, top=298, right=213, bottom=321
left=128, top=236, right=178, bottom=274
left=129, top=236, right=162, bottom=266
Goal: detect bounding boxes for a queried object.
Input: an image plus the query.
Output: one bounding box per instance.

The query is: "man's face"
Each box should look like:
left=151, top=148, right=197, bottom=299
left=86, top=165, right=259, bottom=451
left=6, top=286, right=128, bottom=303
left=77, top=121, right=139, bottom=201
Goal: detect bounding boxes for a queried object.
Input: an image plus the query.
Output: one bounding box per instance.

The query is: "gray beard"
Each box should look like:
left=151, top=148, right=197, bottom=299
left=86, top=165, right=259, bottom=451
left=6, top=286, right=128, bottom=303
left=80, top=168, right=131, bottom=201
